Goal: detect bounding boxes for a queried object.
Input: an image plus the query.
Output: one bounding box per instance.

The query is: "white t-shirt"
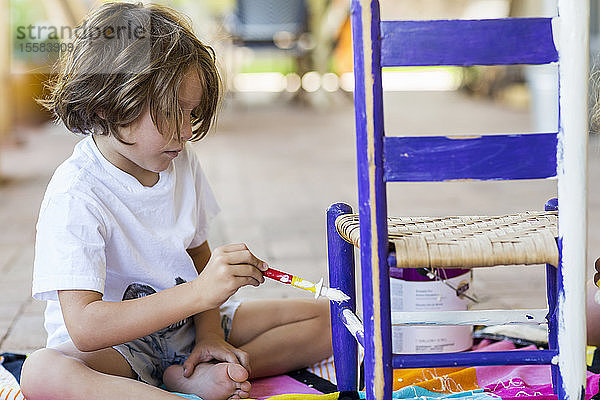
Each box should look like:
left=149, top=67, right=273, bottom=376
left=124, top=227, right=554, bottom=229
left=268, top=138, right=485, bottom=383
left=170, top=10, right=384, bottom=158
left=32, top=136, right=220, bottom=348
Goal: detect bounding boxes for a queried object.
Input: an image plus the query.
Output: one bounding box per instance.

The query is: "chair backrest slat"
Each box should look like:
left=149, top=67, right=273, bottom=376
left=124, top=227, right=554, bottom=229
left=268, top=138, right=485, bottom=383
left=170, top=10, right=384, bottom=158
left=381, top=18, right=558, bottom=67
left=383, top=133, right=558, bottom=182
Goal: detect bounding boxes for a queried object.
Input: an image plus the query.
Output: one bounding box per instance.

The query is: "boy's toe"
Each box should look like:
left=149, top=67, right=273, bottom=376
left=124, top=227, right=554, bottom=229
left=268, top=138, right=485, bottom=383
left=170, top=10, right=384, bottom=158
left=226, top=363, right=249, bottom=383
left=239, top=381, right=251, bottom=392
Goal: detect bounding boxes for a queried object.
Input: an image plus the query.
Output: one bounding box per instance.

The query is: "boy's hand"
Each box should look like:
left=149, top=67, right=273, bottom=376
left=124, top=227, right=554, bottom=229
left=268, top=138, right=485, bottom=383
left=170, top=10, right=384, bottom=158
left=182, top=333, right=250, bottom=378
left=595, top=257, right=600, bottom=287
left=193, top=243, right=268, bottom=309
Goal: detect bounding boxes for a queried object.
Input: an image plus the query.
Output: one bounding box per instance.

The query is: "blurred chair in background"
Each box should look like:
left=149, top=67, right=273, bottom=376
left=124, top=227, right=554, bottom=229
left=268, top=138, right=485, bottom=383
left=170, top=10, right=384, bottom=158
left=225, top=0, right=309, bottom=50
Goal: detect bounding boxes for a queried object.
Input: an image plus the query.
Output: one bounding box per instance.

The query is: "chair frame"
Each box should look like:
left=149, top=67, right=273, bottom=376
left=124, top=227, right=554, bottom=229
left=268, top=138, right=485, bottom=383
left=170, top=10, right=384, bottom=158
left=326, top=1, right=589, bottom=399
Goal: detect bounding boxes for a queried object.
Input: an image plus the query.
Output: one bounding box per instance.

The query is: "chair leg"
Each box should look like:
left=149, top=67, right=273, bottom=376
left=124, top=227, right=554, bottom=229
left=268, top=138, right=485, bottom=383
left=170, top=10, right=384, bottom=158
left=327, top=202, right=358, bottom=391
left=544, top=198, right=563, bottom=397
left=554, top=240, right=568, bottom=399
left=546, top=262, right=561, bottom=395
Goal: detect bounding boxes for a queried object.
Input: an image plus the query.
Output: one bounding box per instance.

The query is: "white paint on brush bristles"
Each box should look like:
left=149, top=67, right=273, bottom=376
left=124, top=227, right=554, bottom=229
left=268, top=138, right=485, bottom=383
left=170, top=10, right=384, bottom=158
left=322, top=287, right=351, bottom=303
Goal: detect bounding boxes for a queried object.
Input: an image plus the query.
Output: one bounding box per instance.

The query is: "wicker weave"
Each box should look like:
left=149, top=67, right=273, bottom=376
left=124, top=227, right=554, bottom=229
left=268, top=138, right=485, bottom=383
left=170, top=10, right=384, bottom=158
left=335, top=212, right=559, bottom=268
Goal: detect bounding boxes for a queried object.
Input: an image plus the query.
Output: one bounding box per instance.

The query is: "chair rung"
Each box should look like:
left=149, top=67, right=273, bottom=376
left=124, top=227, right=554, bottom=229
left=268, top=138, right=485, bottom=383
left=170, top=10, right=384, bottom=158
left=392, top=350, right=558, bottom=369
left=381, top=18, right=558, bottom=67
left=383, top=134, right=558, bottom=182
left=332, top=305, right=556, bottom=368
left=391, top=309, right=548, bottom=326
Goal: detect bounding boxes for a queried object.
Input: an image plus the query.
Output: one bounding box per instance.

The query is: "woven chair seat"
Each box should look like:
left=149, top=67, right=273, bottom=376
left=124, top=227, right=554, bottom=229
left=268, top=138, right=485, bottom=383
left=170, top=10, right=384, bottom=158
left=335, top=211, right=559, bottom=268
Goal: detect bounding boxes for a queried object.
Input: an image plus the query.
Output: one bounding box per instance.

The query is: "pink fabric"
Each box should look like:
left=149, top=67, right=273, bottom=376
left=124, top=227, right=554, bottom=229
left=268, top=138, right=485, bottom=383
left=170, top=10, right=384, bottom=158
left=248, top=374, right=323, bottom=399
left=475, top=341, right=551, bottom=388
left=473, top=340, right=599, bottom=399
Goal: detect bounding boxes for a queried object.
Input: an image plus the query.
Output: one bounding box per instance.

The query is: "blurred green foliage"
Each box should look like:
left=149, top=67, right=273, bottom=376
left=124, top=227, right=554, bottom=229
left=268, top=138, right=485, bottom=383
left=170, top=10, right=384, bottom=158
left=10, top=0, right=62, bottom=66
left=239, top=55, right=298, bottom=74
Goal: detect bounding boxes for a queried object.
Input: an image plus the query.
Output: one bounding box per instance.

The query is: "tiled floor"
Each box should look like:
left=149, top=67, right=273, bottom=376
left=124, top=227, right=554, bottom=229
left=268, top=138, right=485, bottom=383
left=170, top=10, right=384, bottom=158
left=1, top=89, right=598, bottom=354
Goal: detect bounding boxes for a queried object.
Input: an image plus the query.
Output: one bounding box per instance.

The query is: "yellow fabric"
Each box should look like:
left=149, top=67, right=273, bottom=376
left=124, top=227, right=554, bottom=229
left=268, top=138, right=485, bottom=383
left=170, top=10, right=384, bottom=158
left=587, top=345, right=597, bottom=367
left=393, top=366, right=479, bottom=393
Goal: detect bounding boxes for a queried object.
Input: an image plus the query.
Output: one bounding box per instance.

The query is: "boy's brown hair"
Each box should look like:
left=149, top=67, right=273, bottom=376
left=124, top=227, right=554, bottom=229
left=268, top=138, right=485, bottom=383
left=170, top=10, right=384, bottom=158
left=40, top=2, right=221, bottom=144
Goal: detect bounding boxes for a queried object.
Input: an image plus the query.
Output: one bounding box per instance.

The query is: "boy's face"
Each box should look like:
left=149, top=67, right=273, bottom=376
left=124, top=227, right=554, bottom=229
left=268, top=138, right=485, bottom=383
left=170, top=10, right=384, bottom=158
left=97, top=69, right=203, bottom=185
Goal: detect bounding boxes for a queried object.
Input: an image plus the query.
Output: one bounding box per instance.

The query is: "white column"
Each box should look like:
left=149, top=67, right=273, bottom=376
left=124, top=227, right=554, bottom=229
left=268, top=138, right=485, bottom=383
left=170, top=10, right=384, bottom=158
left=556, top=0, right=589, bottom=398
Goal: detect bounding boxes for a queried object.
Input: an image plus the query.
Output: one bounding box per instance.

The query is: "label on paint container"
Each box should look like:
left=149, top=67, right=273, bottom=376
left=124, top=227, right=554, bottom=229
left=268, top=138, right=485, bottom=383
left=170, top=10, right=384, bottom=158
left=390, top=273, right=473, bottom=354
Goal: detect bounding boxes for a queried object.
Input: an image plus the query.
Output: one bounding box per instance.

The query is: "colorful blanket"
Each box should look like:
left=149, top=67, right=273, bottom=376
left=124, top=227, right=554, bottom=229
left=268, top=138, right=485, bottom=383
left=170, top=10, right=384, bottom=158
left=2, top=341, right=599, bottom=399
left=263, top=340, right=600, bottom=399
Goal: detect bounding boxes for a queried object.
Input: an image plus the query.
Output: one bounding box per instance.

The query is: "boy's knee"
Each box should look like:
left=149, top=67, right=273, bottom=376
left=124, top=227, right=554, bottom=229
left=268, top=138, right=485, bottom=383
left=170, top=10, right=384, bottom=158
left=317, top=299, right=331, bottom=323
left=310, top=299, right=331, bottom=338
left=21, top=348, right=73, bottom=399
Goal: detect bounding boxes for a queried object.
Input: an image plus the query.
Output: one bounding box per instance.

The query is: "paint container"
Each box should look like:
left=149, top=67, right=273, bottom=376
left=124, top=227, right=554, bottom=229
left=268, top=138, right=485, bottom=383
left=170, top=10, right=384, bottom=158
left=390, top=268, right=473, bottom=354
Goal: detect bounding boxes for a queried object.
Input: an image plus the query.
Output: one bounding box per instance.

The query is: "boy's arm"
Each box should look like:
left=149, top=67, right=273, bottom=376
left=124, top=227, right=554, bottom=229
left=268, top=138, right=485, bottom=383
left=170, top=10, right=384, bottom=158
left=185, top=242, right=252, bottom=375
left=59, top=282, right=202, bottom=352
left=59, top=243, right=266, bottom=353
left=188, top=242, right=224, bottom=343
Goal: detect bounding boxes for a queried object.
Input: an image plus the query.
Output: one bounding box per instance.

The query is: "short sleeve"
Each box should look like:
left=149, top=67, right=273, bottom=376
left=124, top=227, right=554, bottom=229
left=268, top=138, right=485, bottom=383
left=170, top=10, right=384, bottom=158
left=187, top=149, right=221, bottom=249
left=32, top=193, right=107, bottom=301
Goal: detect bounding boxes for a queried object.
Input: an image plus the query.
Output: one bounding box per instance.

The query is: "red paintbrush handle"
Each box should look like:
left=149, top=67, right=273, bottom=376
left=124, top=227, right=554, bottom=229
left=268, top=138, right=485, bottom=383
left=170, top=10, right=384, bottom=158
left=263, top=268, right=294, bottom=284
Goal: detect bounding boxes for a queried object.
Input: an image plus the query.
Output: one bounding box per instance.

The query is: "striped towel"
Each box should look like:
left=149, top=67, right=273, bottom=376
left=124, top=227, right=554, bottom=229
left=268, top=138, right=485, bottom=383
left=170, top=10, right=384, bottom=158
left=0, top=357, right=24, bottom=400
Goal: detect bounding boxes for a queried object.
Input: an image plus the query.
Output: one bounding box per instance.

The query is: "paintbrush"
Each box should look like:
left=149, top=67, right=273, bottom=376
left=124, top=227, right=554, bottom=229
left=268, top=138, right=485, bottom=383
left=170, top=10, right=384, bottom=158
left=263, top=267, right=350, bottom=302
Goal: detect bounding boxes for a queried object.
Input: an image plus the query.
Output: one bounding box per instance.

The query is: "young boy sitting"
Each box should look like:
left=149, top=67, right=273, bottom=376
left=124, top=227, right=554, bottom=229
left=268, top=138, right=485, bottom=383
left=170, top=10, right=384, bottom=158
left=20, top=3, right=331, bottom=400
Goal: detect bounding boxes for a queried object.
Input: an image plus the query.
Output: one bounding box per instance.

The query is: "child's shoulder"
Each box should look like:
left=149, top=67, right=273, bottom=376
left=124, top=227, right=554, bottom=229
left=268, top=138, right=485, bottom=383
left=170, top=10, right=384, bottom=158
left=37, top=137, right=109, bottom=226
left=45, top=136, right=105, bottom=198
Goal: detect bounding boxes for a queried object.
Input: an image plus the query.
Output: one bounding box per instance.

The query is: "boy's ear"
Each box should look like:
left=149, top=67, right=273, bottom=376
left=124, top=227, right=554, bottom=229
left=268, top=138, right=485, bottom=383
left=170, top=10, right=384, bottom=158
left=96, top=109, right=106, bottom=119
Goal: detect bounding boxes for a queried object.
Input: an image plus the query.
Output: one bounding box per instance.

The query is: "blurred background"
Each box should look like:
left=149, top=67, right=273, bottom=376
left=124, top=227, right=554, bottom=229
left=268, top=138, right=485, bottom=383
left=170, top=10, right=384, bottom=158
left=1, top=0, right=600, bottom=354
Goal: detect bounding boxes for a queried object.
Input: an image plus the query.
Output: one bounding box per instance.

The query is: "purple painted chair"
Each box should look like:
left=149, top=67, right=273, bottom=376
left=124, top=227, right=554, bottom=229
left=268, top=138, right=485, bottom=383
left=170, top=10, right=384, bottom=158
left=326, top=1, right=589, bottom=399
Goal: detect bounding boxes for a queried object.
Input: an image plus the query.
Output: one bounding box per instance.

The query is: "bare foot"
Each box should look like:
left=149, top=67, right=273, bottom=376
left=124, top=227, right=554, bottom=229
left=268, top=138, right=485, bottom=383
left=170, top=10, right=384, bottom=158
left=163, top=362, right=251, bottom=400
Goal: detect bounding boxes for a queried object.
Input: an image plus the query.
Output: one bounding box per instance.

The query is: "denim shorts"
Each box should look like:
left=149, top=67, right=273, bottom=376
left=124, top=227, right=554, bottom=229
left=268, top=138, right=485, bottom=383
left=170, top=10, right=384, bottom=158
left=114, top=299, right=241, bottom=386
